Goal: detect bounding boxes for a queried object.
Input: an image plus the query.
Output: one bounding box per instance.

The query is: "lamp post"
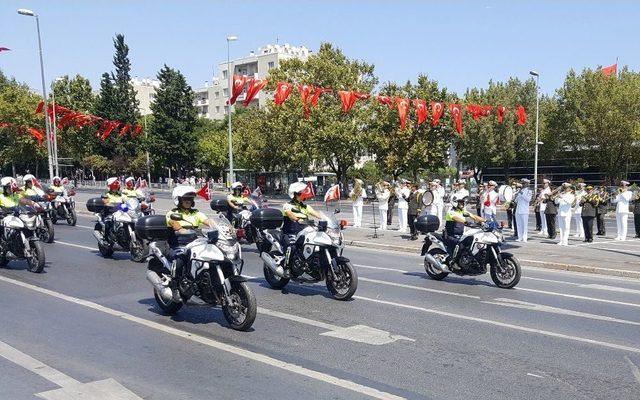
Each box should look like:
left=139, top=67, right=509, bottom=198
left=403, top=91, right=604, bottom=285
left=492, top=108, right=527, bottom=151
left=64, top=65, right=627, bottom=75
left=529, top=70, right=540, bottom=198
left=50, top=77, right=64, bottom=177
left=18, top=8, right=55, bottom=180
left=226, top=35, right=238, bottom=187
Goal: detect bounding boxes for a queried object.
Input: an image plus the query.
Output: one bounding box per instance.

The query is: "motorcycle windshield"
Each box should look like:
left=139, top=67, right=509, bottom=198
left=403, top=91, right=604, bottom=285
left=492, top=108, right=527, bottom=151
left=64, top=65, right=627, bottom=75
left=318, top=212, right=340, bottom=230
left=209, top=213, right=237, bottom=244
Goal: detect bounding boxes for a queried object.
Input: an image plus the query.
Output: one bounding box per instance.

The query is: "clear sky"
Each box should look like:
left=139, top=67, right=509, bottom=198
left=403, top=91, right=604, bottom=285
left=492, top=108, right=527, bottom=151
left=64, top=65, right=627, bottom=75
left=1, top=1, right=638, bottom=96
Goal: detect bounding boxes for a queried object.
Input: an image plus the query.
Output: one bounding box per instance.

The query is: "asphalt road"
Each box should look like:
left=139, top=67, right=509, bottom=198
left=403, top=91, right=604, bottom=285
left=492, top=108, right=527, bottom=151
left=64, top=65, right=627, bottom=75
left=1, top=212, right=640, bottom=399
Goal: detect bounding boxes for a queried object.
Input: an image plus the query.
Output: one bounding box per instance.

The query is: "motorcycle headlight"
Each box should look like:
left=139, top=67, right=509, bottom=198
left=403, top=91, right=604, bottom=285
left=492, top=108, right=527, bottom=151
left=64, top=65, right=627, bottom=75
left=327, top=229, right=342, bottom=245
left=218, top=241, right=240, bottom=260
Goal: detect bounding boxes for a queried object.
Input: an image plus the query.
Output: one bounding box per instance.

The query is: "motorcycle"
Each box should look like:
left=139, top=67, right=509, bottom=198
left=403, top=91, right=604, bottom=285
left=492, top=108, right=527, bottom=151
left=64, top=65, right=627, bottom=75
left=26, top=195, right=55, bottom=244
left=50, top=189, right=77, bottom=226
left=211, top=195, right=268, bottom=251
left=416, top=214, right=521, bottom=288
left=260, top=210, right=358, bottom=300
left=141, top=192, right=156, bottom=216
left=88, top=197, right=146, bottom=262
left=141, top=213, right=257, bottom=331
left=0, top=206, right=46, bottom=273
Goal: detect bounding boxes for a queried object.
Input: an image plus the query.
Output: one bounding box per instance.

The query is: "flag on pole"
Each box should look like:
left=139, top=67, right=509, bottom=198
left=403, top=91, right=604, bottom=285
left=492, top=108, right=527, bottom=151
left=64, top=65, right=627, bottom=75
left=299, top=182, right=315, bottom=201
left=196, top=184, right=211, bottom=201
left=324, top=184, right=340, bottom=202
left=601, top=63, right=618, bottom=77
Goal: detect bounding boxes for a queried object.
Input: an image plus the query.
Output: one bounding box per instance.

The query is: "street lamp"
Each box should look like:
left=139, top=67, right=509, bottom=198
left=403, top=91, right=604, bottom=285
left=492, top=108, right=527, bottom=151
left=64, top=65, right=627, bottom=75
left=18, top=8, right=55, bottom=180
left=226, top=35, right=238, bottom=187
left=529, top=70, right=540, bottom=198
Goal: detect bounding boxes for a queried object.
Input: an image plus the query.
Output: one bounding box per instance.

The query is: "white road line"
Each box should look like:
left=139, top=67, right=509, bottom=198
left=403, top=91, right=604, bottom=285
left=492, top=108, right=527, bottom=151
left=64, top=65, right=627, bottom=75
left=518, top=287, right=640, bottom=308
left=524, top=266, right=640, bottom=284
left=0, top=276, right=404, bottom=400
left=55, top=241, right=97, bottom=251
left=358, top=277, right=480, bottom=299
left=354, top=264, right=409, bottom=273
left=0, top=340, right=81, bottom=388
left=352, top=295, right=640, bottom=355
left=525, top=277, right=640, bottom=294
left=258, top=307, right=339, bottom=331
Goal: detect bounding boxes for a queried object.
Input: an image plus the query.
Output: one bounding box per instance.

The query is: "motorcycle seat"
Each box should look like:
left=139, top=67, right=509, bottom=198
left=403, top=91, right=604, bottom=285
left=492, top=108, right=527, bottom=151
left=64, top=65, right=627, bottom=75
left=266, top=229, right=282, bottom=242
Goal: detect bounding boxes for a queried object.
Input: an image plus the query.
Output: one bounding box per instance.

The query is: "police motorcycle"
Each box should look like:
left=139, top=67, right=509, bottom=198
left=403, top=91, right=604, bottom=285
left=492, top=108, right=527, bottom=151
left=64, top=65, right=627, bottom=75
left=416, top=211, right=521, bottom=289
left=211, top=194, right=268, bottom=251
left=87, top=197, right=146, bottom=261
left=50, top=188, right=77, bottom=226
left=0, top=206, right=46, bottom=273
left=25, top=194, right=55, bottom=244
left=141, top=213, right=257, bottom=331
left=259, top=208, right=357, bottom=301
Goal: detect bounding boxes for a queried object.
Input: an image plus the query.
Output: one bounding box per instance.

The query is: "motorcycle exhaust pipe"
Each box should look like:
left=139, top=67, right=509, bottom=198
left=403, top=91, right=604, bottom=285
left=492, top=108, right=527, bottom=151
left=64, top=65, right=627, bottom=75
left=424, top=254, right=450, bottom=273
left=260, top=252, right=285, bottom=277
left=145, top=270, right=174, bottom=302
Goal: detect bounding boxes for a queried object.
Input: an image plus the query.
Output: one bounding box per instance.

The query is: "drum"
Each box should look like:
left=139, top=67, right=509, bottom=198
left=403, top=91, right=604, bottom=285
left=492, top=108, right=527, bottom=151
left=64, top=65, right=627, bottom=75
left=498, top=185, right=513, bottom=202
left=422, top=190, right=434, bottom=207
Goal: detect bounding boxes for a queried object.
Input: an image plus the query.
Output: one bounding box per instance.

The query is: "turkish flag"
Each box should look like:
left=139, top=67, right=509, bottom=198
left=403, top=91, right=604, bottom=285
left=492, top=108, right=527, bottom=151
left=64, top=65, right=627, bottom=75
left=100, top=121, right=120, bottom=140
left=35, top=101, right=44, bottom=114
left=310, top=87, right=331, bottom=107
left=376, top=95, right=394, bottom=109
left=430, top=102, right=444, bottom=127
left=324, top=184, right=340, bottom=202
left=132, top=124, right=143, bottom=137
left=119, top=123, right=132, bottom=137
left=196, top=184, right=211, bottom=201
left=32, top=177, right=42, bottom=189
left=396, top=97, right=410, bottom=130
left=27, top=127, right=45, bottom=146
left=517, top=106, right=527, bottom=125
left=482, top=105, right=493, bottom=117
left=274, top=82, right=293, bottom=105
left=298, top=84, right=314, bottom=118
left=299, top=182, right=315, bottom=201
left=229, top=74, right=247, bottom=105
left=497, top=105, right=507, bottom=124
left=601, top=63, right=617, bottom=77
left=243, top=78, right=268, bottom=107
left=449, top=104, right=463, bottom=136
left=466, top=104, right=483, bottom=121
left=338, top=91, right=369, bottom=113
left=412, top=99, right=428, bottom=125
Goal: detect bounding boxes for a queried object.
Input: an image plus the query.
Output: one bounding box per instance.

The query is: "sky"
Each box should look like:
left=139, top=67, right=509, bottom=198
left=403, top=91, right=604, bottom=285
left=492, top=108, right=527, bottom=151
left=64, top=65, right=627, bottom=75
left=1, top=1, right=638, bottom=96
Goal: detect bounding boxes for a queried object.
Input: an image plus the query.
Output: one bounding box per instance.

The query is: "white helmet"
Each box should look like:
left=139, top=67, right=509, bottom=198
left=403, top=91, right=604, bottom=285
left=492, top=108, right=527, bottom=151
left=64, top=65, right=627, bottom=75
left=52, top=176, right=61, bottom=185
left=125, top=176, right=135, bottom=184
left=172, top=185, right=196, bottom=206
left=23, top=174, right=36, bottom=184
left=288, top=181, right=308, bottom=199
left=1, top=177, right=16, bottom=187
left=451, top=194, right=467, bottom=205
left=231, top=181, right=243, bottom=190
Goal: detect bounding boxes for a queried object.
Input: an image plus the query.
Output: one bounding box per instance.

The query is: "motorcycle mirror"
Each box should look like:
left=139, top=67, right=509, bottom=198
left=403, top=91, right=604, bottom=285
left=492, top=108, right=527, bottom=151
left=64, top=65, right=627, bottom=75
left=334, top=208, right=340, bottom=214
left=169, top=213, right=183, bottom=221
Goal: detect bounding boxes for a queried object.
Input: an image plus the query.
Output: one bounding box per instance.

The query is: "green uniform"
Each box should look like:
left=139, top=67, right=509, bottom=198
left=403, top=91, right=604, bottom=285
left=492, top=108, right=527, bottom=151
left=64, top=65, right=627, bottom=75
left=50, top=185, right=65, bottom=194
left=102, top=191, right=127, bottom=205
left=227, top=194, right=248, bottom=207
left=445, top=208, right=469, bottom=236
left=282, top=200, right=316, bottom=234
left=165, top=208, right=208, bottom=229
left=0, top=193, right=21, bottom=209
left=20, top=187, right=44, bottom=198
left=123, top=188, right=144, bottom=199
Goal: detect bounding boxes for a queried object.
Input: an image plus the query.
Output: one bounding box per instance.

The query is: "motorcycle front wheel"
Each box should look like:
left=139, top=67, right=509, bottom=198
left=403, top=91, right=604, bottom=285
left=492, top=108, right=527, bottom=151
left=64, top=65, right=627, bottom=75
left=490, top=253, right=521, bottom=289
left=27, top=241, right=45, bottom=273
left=39, top=219, right=55, bottom=243
left=326, top=260, right=358, bottom=300
left=222, top=281, right=257, bottom=331
left=98, top=240, right=114, bottom=258
left=67, top=209, right=77, bottom=226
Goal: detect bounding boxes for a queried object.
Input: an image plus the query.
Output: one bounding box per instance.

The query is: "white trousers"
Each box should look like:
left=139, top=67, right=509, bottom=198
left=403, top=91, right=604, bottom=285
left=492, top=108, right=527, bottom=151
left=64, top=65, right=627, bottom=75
left=379, top=208, right=388, bottom=230
left=573, top=213, right=584, bottom=237
left=558, top=215, right=571, bottom=245
left=539, top=211, right=547, bottom=233
left=617, top=212, right=629, bottom=240
left=434, top=203, right=444, bottom=228
left=398, top=208, right=408, bottom=232
left=516, top=213, right=529, bottom=241
left=352, top=204, right=363, bottom=227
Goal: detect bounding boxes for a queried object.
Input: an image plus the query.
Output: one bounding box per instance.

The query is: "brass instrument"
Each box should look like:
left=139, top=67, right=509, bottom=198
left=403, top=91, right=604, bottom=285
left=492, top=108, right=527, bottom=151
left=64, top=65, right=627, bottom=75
left=580, top=192, right=600, bottom=208
left=545, top=187, right=561, bottom=202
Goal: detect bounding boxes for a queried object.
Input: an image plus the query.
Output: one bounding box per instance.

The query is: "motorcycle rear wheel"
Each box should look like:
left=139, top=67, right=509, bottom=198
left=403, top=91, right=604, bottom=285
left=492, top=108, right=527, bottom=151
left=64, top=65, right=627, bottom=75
left=424, top=248, right=449, bottom=280
left=326, top=260, right=358, bottom=301
left=153, top=288, right=183, bottom=315
left=222, top=281, right=257, bottom=331
left=263, top=251, right=289, bottom=289
left=27, top=241, right=45, bottom=273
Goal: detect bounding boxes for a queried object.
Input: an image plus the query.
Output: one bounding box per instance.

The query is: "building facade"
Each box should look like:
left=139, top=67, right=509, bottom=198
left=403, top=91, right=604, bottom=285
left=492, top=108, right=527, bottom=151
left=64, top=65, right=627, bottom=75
left=131, top=77, right=160, bottom=116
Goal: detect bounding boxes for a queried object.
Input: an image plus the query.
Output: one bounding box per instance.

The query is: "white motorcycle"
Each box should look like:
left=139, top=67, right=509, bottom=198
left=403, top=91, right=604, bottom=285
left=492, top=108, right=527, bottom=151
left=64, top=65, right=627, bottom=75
left=88, top=197, right=146, bottom=261
left=0, top=206, right=46, bottom=273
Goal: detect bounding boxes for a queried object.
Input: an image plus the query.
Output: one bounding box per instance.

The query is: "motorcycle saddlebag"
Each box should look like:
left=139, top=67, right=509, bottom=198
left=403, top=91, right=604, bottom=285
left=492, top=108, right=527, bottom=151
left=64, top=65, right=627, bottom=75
left=210, top=197, right=230, bottom=212
left=250, top=208, right=283, bottom=230
left=135, top=215, right=171, bottom=241
left=415, top=214, right=440, bottom=234
left=86, top=197, right=105, bottom=213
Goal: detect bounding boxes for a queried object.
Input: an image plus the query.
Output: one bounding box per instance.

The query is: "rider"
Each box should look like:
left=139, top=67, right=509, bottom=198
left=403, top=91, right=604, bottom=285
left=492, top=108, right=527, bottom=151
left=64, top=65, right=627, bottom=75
left=0, top=177, right=25, bottom=209
left=20, top=174, right=45, bottom=198
left=282, top=181, right=322, bottom=235
left=49, top=176, right=66, bottom=196
left=100, top=177, right=128, bottom=236
left=444, top=195, right=484, bottom=251
left=122, top=177, right=144, bottom=199
left=227, top=182, right=249, bottom=224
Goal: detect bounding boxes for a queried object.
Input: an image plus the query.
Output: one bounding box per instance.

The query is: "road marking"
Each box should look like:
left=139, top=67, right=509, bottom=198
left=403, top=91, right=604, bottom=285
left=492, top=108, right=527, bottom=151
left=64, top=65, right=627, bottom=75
left=524, top=266, right=640, bottom=284
left=0, top=276, right=405, bottom=400
left=56, top=241, right=97, bottom=251
left=625, top=356, right=640, bottom=386
left=525, top=277, right=640, bottom=294
left=518, top=287, right=640, bottom=309
left=358, top=277, right=480, bottom=299
left=354, top=264, right=409, bottom=273
left=0, top=340, right=142, bottom=400
left=351, top=295, right=640, bottom=354
left=484, top=298, right=640, bottom=326
left=526, top=373, right=545, bottom=378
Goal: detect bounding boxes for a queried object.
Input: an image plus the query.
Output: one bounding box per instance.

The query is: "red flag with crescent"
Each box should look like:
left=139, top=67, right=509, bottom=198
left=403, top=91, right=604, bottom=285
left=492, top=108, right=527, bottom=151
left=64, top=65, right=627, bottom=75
left=517, top=106, right=527, bottom=125
left=430, top=102, right=444, bottom=127
left=412, top=99, right=428, bottom=125
left=228, top=74, right=247, bottom=105
left=497, top=105, right=507, bottom=124
left=243, top=78, right=268, bottom=107
left=449, top=103, right=463, bottom=136
left=396, top=98, right=410, bottom=130
left=376, top=95, right=394, bottom=109
left=274, top=82, right=293, bottom=105
left=601, top=63, right=617, bottom=77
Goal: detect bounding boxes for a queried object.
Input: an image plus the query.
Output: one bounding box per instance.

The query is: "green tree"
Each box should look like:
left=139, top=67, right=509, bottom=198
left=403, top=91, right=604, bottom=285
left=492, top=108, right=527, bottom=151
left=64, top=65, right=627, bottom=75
left=194, top=118, right=228, bottom=177
left=147, top=65, right=198, bottom=176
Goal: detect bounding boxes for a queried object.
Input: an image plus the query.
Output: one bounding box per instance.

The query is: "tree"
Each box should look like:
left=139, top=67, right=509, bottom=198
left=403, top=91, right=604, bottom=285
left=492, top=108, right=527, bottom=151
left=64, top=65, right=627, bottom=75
left=194, top=118, right=228, bottom=177
left=147, top=65, right=198, bottom=176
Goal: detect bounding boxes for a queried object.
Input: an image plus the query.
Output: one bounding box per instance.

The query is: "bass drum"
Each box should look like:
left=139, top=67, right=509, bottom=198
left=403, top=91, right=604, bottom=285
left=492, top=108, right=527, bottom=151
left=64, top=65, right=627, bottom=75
left=422, top=190, right=434, bottom=207
left=498, top=185, right=513, bottom=203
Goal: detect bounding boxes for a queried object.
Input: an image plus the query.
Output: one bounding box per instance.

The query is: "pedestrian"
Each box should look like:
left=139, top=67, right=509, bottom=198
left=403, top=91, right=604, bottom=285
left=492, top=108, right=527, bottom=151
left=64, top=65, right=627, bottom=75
left=375, top=181, right=391, bottom=230
left=481, top=181, right=499, bottom=223
left=349, top=179, right=366, bottom=227
left=543, top=186, right=558, bottom=239
left=396, top=181, right=411, bottom=233
left=556, top=182, right=575, bottom=246
left=573, top=182, right=586, bottom=238
left=407, top=183, right=423, bottom=240
left=537, top=179, right=551, bottom=235
left=580, top=185, right=597, bottom=243
left=613, top=181, right=632, bottom=241
left=387, top=184, right=397, bottom=226
left=514, top=178, right=532, bottom=242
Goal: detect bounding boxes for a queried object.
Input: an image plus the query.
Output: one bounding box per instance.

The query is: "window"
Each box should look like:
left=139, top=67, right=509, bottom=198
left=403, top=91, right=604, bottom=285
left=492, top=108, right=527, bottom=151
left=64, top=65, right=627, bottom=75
left=202, top=106, right=208, bottom=113
left=223, top=88, right=228, bottom=97
left=216, top=106, right=220, bottom=114
left=224, top=105, right=229, bottom=114
left=215, top=91, right=219, bottom=99
left=222, top=70, right=228, bottom=79
left=268, top=61, right=275, bottom=69
left=149, top=93, right=155, bottom=100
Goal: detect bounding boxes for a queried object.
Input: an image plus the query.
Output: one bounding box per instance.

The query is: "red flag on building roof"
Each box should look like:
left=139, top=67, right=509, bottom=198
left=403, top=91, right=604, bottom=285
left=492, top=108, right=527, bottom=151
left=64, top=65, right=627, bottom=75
left=274, top=82, right=293, bottom=105
left=243, top=78, right=269, bottom=107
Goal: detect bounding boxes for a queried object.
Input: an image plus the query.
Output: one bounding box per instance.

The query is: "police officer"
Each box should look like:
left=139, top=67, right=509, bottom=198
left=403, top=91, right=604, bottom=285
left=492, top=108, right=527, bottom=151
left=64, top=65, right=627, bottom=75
left=49, top=176, right=66, bottom=195
left=227, top=182, right=249, bottom=224
left=444, top=195, right=484, bottom=251
left=20, top=174, right=45, bottom=198
left=0, top=177, right=24, bottom=209
left=122, top=177, right=144, bottom=199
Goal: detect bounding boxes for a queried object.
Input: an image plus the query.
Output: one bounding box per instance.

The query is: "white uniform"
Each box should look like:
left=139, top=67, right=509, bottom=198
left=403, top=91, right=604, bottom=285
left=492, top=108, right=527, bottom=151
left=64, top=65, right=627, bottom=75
left=375, top=188, right=390, bottom=230
left=614, top=190, right=632, bottom=240
left=481, top=190, right=499, bottom=222
left=515, top=187, right=532, bottom=242
left=573, top=189, right=585, bottom=238
left=538, top=187, right=551, bottom=234
left=556, top=192, right=575, bottom=246
left=349, top=189, right=367, bottom=227
left=396, top=187, right=410, bottom=232
left=432, top=185, right=445, bottom=229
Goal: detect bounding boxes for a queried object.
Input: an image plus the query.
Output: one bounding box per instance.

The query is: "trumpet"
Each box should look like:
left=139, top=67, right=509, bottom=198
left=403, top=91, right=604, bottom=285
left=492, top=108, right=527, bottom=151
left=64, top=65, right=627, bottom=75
left=544, top=187, right=561, bottom=202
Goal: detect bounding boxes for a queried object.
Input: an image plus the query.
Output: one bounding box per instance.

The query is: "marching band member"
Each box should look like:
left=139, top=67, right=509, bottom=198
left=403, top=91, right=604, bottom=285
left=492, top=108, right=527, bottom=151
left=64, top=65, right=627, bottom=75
left=349, top=179, right=367, bottom=227
left=613, top=181, right=632, bottom=241
left=514, top=178, right=532, bottom=242
left=482, top=180, right=499, bottom=223
left=573, top=182, right=586, bottom=238
left=432, top=179, right=445, bottom=228
left=396, top=181, right=411, bottom=233
left=580, top=185, right=598, bottom=243
left=477, top=182, right=487, bottom=217
left=543, top=186, right=558, bottom=239
left=455, top=180, right=469, bottom=200
left=634, top=191, right=640, bottom=238
left=595, top=187, right=608, bottom=236
left=375, top=181, right=391, bottom=230
left=555, top=182, right=575, bottom=246
left=537, top=179, right=551, bottom=235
